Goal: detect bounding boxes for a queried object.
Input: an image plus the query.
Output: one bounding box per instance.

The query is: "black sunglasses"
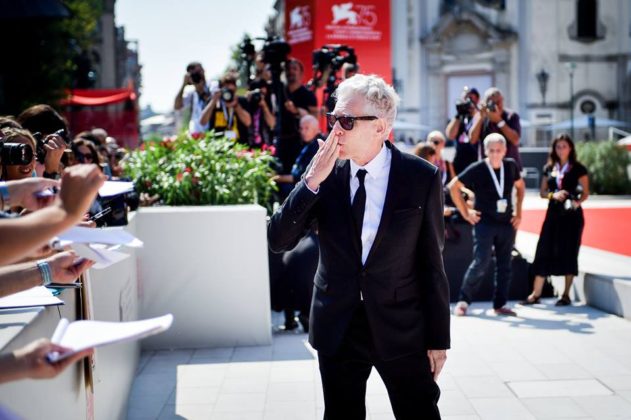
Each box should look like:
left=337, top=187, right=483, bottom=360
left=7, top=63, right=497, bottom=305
left=326, top=113, right=378, bottom=131
left=75, top=151, right=95, bottom=162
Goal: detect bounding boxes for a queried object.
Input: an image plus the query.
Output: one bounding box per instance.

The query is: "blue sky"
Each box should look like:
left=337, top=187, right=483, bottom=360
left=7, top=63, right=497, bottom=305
left=116, top=0, right=276, bottom=113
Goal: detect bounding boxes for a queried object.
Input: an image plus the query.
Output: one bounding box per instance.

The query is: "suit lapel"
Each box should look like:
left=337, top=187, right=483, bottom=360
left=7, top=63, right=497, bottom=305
left=364, top=142, right=403, bottom=267
left=333, top=160, right=362, bottom=260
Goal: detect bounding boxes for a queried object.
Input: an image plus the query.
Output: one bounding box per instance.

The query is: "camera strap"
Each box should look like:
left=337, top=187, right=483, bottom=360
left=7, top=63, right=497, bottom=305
left=554, top=162, right=571, bottom=190
left=221, top=102, right=235, bottom=131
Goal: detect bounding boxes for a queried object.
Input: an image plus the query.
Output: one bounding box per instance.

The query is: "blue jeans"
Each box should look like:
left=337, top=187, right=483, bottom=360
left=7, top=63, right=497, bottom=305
left=458, top=221, right=515, bottom=309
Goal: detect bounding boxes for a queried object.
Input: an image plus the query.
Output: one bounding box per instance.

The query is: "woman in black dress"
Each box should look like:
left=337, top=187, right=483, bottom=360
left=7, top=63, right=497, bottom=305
left=523, top=134, right=590, bottom=306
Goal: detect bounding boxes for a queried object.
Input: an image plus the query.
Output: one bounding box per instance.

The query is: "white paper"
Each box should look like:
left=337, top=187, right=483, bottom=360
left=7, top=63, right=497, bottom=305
left=57, top=226, right=143, bottom=248
left=70, top=243, right=130, bottom=269
left=48, top=314, right=174, bottom=362
left=0, top=286, right=63, bottom=309
left=98, top=181, right=135, bottom=198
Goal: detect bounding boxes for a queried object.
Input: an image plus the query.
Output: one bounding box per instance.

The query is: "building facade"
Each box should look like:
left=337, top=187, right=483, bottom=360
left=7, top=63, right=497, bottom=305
left=269, top=0, right=631, bottom=145
left=392, top=0, right=631, bottom=145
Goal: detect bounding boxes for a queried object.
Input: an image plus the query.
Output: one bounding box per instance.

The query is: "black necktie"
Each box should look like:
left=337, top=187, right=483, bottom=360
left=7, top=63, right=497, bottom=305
left=352, top=169, right=368, bottom=237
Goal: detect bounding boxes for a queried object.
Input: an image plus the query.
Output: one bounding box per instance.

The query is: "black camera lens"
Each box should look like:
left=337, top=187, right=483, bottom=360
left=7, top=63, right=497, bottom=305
left=190, top=72, right=203, bottom=84
left=0, top=142, right=33, bottom=166
left=221, top=88, right=235, bottom=103
left=251, top=89, right=262, bottom=104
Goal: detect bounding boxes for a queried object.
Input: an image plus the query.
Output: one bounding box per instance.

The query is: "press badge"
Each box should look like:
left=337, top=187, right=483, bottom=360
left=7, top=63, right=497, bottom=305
left=225, top=130, right=237, bottom=140
left=496, top=199, right=508, bottom=213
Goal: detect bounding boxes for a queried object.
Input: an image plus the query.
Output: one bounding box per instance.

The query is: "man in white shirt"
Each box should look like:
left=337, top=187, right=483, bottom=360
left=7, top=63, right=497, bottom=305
left=173, top=62, right=211, bottom=135
left=268, top=74, right=450, bottom=419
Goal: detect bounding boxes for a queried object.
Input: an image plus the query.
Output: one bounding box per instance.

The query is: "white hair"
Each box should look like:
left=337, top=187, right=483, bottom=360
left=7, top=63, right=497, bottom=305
left=483, top=133, right=506, bottom=152
left=334, top=74, right=400, bottom=127
left=484, top=87, right=503, bottom=102
left=426, top=130, right=445, bottom=143
left=300, top=114, right=318, bottom=127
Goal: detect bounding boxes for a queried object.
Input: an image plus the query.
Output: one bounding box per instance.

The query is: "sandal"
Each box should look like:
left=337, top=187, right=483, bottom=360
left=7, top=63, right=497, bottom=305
left=519, top=295, right=540, bottom=305
left=555, top=296, right=571, bottom=306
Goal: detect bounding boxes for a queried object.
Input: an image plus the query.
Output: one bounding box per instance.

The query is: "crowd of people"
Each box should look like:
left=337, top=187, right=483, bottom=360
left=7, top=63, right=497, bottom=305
left=0, top=102, right=143, bottom=387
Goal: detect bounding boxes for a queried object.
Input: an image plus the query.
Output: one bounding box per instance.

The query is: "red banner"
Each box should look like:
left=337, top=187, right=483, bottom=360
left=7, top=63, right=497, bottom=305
left=285, top=0, right=392, bottom=83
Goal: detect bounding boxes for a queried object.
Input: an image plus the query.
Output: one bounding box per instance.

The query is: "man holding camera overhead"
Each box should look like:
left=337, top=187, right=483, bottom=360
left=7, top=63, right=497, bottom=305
left=468, top=87, right=522, bottom=170
left=174, top=62, right=214, bottom=135
left=200, top=73, right=251, bottom=143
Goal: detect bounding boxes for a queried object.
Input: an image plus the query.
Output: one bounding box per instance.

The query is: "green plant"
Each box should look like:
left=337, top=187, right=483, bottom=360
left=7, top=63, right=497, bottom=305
left=124, top=132, right=278, bottom=209
left=575, top=140, right=631, bottom=194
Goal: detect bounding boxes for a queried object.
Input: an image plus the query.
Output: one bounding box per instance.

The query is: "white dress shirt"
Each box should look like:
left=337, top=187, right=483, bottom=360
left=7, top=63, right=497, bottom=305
left=349, top=144, right=392, bottom=265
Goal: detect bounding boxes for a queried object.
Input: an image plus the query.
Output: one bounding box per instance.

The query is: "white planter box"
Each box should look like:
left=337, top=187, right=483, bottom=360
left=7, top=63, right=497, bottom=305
left=135, top=204, right=271, bottom=349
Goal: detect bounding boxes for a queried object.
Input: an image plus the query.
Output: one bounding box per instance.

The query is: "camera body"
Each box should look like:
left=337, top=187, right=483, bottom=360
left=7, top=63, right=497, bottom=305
left=0, top=140, right=33, bottom=166
left=221, top=87, right=235, bottom=103
left=33, top=129, right=69, bottom=164
left=310, top=45, right=357, bottom=90
left=250, top=88, right=262, bottom=104
left=455, top=97, right=474, bottom=118
left=190, top=71, right=203, bottom=84
left=261, top=37, right=291, bottom=71
left=486, top=100, right=497, bottom=113
left=564, top=185, right=583, bottom=211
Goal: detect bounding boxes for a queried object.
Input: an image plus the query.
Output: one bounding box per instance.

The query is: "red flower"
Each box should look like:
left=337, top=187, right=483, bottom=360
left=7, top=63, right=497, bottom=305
left=184, top=167, right=192, bottom=173
left=176, top=172, right=183, bottom=182
left=191, top=132, right=203, bottom=140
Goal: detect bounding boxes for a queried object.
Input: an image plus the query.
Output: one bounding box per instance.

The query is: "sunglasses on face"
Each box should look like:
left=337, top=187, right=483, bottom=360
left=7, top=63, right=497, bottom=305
left=326, top=113, right=378, bottom=131
left=76, top=151, right=95, bottom=162
left=431, top=140, right=444, bottom=146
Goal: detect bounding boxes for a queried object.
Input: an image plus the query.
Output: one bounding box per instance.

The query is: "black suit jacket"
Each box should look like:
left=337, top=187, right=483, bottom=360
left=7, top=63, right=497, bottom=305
left=268, top=141, right=450, bottom=360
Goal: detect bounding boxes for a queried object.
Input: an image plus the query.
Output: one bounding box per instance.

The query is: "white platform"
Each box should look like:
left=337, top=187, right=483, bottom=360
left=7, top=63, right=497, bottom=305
left=135, top=205, right=272, bottom=349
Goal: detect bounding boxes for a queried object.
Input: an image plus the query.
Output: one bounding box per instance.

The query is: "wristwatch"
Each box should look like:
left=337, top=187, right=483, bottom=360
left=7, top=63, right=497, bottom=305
left=497, top=120, right=506, bottom=128
left=37, top=260, right=53, bottom=286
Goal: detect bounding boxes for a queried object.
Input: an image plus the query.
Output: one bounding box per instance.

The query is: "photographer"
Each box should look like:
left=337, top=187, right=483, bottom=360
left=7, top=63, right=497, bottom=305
left=277, top=58, right=317, bottom=174
left=0, top=128, right=37, bottom=183
left=445, top=87, right=480, bottom=174
left=174, top=62, right=212, bottom=135
left=200, top=73, right=251, bottom=143
left=17, top=105, right=69, bottom=179
left=245, top=79, right=275, bottom=148
left=468, top=87, right=522, bottom=170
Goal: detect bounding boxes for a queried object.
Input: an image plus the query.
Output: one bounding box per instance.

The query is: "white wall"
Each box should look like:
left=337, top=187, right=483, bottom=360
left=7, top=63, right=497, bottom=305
left=135, top=205, right=272, bottom=349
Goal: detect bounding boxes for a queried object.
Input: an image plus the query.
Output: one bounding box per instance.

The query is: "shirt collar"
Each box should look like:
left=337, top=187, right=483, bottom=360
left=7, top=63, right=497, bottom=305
left=350, top=142, right=389, bottom=180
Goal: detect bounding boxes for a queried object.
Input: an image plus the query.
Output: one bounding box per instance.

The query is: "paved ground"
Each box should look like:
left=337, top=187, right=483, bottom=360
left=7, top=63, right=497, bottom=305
left=128, top=193, right=631, bottom=419
left=128, top=303, right=631, bottom=420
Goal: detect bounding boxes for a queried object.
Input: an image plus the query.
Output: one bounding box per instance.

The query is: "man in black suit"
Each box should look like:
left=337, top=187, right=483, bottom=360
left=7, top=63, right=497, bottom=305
left=268, top=74, right=450, bottom=419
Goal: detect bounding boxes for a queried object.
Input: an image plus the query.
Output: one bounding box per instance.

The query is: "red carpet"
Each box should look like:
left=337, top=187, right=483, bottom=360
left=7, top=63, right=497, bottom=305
left=520, top=207, right=631, bottom=257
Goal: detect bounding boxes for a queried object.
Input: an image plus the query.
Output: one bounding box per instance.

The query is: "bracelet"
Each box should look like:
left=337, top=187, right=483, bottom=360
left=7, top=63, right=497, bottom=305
left=0, top=182, right=9, bottom=209
left=37, top=260, right=53, bottom=286
left=547, top=192, right=554, bottom=200
left=497, top=120, right=506, bottom=128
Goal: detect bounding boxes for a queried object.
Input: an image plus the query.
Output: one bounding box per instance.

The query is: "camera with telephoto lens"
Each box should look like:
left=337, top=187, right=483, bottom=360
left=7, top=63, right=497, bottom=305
left=486, top=100, right=497, bottom=113
left=0, top=139, right=33, bottom=166
left=32, top=128, right=70, bottom=164
left=564, top=184, right=583, bottom=211
left=261, top=36, right=291, bottom=72
left=221, top=87, right=235, bottom=103
left=309, top=45, right=357, bottom=89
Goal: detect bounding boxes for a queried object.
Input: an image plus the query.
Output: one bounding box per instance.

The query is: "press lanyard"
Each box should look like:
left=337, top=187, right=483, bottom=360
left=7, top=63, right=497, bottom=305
left=554, top=162, right=570, bottom=190
left=221, top=102, right=235, bottom=130
left=485, top=159, right=504, bottom=198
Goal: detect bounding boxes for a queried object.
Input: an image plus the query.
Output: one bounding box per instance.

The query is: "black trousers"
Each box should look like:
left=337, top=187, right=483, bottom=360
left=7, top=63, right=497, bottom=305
left=318, top=304, right=441, bottom=420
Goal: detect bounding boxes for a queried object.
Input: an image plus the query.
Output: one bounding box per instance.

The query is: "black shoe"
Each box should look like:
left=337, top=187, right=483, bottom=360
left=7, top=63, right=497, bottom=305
left=519, top=295, right=541, bottom=305
left=298, top=313, right=309, bottom=333
left=555, top=296, right=571, bottom=306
